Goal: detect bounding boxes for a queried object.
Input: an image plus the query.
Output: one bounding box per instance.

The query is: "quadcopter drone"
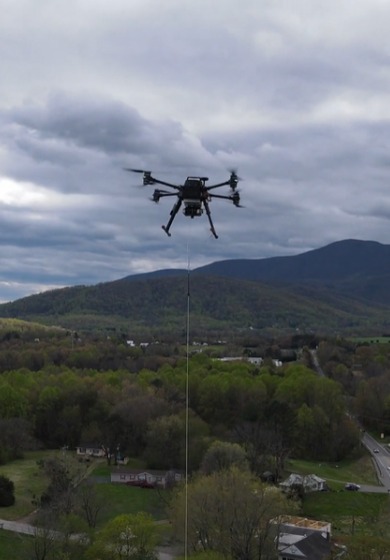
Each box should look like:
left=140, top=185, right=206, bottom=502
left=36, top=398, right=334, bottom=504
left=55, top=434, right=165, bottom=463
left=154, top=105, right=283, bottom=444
left=125, top=168, right=242, bottom=238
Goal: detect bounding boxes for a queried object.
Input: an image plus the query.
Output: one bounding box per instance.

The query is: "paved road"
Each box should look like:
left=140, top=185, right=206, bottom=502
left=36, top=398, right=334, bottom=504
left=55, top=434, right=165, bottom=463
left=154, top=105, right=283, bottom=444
left=309, top=349, right=326, bottom=377
left=310, top=350, right=390, bottom=493
left=362, top=432, right=390, bottom=491
left=0, top=518, right=178, bottom=559
left=0, top=519, right=38, bottom=536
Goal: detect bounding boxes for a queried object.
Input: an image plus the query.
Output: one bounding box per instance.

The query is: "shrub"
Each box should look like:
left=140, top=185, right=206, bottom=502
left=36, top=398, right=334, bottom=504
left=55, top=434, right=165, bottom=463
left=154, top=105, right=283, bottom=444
left=0, top=475, right=15, bottom=507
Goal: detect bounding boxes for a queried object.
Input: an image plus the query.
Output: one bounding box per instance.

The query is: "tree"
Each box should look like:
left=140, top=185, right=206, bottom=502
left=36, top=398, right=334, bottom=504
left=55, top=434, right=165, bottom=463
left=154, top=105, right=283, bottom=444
left=170, top=467, right=294, bottom=560
left=27, top=523, right=59, bottom=560
left=144, top=414, right=183, bottom=469
left=0, top=474, right=15, bottom=506
left=86, top=512, right=158, bottom=560
left=0, top=417, right=35, bottom=463
left=37, top=457, right=80, bottom=516
left=343, top=535, right=390, bottom=559
left=26, top=509, right=88, bottom=560
left=77, top=482, right=105, bottom=528
left=0, top=382, right=27, bottom=418
left=200, top=441, right=249, bottom=475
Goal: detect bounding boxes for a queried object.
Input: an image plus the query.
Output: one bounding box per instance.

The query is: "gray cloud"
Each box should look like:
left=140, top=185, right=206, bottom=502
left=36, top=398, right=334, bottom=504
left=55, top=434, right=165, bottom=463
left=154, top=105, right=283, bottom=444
left=1, top=0, right=390, bottom=301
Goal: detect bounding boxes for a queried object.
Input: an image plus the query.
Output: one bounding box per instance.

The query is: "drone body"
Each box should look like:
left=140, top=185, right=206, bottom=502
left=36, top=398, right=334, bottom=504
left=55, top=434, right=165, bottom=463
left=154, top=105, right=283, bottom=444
left=126, top=169, right=241, bottom=238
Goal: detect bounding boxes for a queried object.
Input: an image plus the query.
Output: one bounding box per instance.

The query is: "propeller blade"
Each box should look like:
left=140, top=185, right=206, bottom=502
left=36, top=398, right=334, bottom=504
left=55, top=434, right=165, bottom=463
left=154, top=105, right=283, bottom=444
left=123, top=168, right=151, bottom=174
left=228, top=168, right=243, bottom=181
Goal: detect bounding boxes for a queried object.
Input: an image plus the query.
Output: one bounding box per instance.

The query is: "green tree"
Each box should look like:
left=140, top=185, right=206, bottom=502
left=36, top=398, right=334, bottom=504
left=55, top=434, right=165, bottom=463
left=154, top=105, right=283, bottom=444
left=144, top=415, right=183, bottom=469
left=0, top=475, right=15, bottom=506
left=200, top=441, right=249, bottom=475
left=344, top=535, right=390, bottom=559
left=86, top=512, right=158, bottom=560
left=0, top=382, right=27, bottom=418
left=170, top=468, right=294, bottom=560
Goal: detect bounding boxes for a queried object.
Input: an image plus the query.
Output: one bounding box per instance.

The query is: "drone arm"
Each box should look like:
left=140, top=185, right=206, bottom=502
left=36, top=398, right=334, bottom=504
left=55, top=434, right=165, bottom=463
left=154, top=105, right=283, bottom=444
left=151, top=177, right=181, bottom=189
left=206, top=180, right=231, bottom=191
left=153, top=189, right=180, bottom=202
left=203, top=199, right=218, bottom=239
left=162, top=198, right=182, bottom=236
left=209, top=192, right=241, bottom=207
left=124, top=168, right=180, bottom=189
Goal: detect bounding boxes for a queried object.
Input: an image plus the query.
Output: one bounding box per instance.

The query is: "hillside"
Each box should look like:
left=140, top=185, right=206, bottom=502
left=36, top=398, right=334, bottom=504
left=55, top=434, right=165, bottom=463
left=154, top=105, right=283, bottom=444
left=0, top=239, right=389, bottom=335
left=126, top=239, right=390, bottom=305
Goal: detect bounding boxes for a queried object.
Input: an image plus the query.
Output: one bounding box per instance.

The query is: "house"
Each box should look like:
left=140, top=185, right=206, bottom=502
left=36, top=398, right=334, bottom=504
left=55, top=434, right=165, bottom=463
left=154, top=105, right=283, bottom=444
left=111, top=468, right=183, bottom=488
left=76, top=444, right=106, bottom=458
left=76, top=444, right=128, bottom=464
left=274, top=516, right=332, bottom=560
left=279, top=473, right=327, bottom=493
left=277, top=531, right=331, bottom=560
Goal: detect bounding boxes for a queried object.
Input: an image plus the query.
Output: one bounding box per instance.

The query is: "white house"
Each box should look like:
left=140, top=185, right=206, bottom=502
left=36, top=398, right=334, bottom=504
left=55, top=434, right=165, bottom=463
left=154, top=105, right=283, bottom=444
left=279, top=473, right=327, bottom=493
left=76, top=444, right=105, bottom=458
left=111, top=468, right=183, bottom=488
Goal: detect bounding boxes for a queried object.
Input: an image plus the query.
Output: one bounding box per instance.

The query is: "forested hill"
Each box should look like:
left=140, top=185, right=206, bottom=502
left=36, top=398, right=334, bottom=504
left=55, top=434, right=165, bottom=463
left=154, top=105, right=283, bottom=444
left=0, top=238, right=389, bottom=335
left=126, top=239, right=390, bottom=305
left=194, top=238, right=390, bottom=282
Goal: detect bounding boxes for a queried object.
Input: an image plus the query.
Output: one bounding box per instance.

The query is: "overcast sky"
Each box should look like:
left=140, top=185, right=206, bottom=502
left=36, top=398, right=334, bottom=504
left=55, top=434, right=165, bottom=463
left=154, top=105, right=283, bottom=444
left=2, top=0, right=390, bottom=302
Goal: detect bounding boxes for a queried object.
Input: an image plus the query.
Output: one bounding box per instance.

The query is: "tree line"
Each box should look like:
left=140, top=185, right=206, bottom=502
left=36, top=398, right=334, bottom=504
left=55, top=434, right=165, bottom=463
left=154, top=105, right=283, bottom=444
left=0, top=349, right=360, bottom=472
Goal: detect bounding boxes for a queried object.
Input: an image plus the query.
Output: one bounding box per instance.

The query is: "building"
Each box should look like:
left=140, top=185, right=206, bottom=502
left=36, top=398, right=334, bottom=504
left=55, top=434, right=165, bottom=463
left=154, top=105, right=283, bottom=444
left=111, top=468, right=183, bottom=488
left=76, top=444, right=105, bottom=458
left=279, top=473, right=327, bottom=493
left=274, top=516, right=332, bottom=560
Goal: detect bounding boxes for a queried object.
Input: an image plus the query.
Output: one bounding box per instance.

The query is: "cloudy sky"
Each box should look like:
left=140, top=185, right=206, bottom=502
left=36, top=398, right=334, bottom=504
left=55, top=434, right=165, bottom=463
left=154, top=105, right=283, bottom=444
left=2, top=0, right=390, bottom=302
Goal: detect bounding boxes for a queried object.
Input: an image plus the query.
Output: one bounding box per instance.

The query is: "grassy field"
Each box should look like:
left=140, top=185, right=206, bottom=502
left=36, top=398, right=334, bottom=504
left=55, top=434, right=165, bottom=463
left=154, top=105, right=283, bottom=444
left=91, top=456, right=146, bottom=477
left=287, top=455, right=390, bottom=536
left=95, top=483, right=169, bottom=526
left=303, top=491, right=389, bottom=535
left=0, top=450, right=96, bottom=521
left=286, top=453, right=379, bottom=488
left=350, top=336, right=390, bottom=344
left=0, top=450, right=52, bottom=520
left=0, top=531, right=30, bottom=560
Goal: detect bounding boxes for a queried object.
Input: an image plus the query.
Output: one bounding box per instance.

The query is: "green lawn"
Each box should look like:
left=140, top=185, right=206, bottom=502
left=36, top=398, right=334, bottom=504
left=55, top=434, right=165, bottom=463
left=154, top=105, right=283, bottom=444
left=302, top=491, right=389, bottom=535
left=0, top=530, right=30, bottom=559
left=0, top=451, right=52, bottom=520
left=0, top=449, right=95, bottom=521
left=285, top=455, right=390, bottom=536
left=350, top=337, right=390, bottom=344
left=91, top=457, right=146, bottom=477
left=286, top=453, right=379, bottom=488
left=95, top=483, right=169, bottom=527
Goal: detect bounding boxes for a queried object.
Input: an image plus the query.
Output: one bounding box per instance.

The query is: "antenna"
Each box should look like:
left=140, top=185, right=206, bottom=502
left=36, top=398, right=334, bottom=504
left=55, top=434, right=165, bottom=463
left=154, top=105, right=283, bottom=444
left=184, top=245, right=190, bottom=560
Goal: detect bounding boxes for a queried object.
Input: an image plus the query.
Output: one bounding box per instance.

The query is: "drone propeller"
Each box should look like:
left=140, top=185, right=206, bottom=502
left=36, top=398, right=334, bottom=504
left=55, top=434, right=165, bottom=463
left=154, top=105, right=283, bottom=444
left=228, top=168, right=242, bottom=178
left=150, top=189, right=173, bottom=202
left=232, top=190, right=243, bottom=207
left=123, top=168, right=150, bottom=174
left=228, top=169, right=241, bottom=190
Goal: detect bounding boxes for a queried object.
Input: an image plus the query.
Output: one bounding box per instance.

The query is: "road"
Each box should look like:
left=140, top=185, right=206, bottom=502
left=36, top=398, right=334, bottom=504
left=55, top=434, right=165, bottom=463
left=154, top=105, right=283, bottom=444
left=0, top=518, right=178, bottom=559
left=309, top=349, right=326, bottom=377
left=310, top=350, right=390, bottom=493
left=361, top=432, right=390, bottom=492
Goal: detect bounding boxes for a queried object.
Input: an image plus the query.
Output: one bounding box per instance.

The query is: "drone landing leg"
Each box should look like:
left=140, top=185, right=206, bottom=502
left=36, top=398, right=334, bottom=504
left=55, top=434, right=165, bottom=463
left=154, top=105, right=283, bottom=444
left=203, top=199, right=218, bottom=239
left=162, top=199, right=182, bottom=237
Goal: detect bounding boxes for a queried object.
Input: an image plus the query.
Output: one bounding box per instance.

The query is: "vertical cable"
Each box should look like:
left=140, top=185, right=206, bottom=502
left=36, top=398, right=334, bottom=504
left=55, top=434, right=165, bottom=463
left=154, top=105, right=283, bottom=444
left=184, top=245, right=190, bottom=560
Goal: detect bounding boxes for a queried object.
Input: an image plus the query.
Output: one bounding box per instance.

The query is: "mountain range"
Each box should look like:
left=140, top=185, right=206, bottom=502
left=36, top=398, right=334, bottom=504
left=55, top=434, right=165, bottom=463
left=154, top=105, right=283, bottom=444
left=0, top=239, right=389, bottom=336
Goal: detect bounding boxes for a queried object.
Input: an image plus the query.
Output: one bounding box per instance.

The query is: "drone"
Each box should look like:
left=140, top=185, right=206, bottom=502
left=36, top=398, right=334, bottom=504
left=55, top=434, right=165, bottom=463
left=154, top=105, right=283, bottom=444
left=125, top=168, right=242, bottom=238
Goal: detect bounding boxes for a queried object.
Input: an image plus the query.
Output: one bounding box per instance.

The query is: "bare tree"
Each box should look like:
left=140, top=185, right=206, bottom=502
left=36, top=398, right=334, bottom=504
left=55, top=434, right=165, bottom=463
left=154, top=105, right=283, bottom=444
left=77, top=482, right=105, bottom=528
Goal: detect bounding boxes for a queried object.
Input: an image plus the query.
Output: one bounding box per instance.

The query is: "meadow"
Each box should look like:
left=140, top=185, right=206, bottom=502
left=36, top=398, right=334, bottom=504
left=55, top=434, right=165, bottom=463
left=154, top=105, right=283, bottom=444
left=286, top=454, right=379, bottom=488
